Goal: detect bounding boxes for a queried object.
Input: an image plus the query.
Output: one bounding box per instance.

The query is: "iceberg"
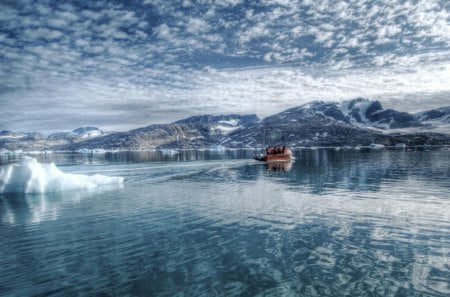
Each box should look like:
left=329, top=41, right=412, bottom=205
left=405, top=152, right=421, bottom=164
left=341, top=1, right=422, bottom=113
left=0, top=157, right=124, bottom=194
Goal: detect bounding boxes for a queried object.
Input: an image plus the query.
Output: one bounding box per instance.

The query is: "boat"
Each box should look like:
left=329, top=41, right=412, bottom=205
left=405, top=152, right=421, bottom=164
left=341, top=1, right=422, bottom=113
left=254, top=146, right=292, bottom=162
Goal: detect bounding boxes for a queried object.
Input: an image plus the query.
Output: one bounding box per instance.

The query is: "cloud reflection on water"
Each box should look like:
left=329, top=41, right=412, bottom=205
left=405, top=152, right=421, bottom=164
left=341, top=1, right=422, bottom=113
left=0, top=149, right=448, bottom=296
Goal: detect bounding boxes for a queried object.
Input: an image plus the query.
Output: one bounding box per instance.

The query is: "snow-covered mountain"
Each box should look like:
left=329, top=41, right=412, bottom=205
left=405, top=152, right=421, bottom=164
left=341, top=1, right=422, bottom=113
left=0, top=127, right=104, bottom=151
left=1, top=102, right=449, bottom=152
left=294, top=98, right=422, bottom=129
left=415, top=107, right=450, bottom=124
left=48, top=127, right=103, bottom=140
left=220, top=101, right=448, bottom=148
left=60, top=115, right=259, bottom=150
left=220, top=105, right=385, bottom=148
left=63, top=124, right=213, bottom=150
left=174, top=114, right=259, bottom=135
left=0, top=130, right=45, bottom=140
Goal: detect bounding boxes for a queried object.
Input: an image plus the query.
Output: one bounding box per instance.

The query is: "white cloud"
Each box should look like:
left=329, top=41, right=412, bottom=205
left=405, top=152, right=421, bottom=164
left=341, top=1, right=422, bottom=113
left=216, top=0, right=243, bottom=7
left=155, top=23, right=176, bottom=40
left=46, top=17, right=71, bottom=28
left=239, top=24, right=269, bottom=43
left=386, top=25, right=402, bottom=36
left=310, top=28, right=334, bottom=44
left=23, top=28, right=63, bottom=40
left=56, top=10, right=79, bottom=22
left=342, top=37, right=359, bottom=48
left=80, top=9, right=103, bottom=20
left=186, top=17, right=210, bottom=34
left=0, top=4, right=18, bottom=22
left=4, top=52, right=450, bottom=132
left=1, top=0, right=450, bottom=132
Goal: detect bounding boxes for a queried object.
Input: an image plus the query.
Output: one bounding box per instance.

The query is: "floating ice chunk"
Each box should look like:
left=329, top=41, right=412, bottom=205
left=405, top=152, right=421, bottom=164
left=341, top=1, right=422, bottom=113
left=0, top=157, right=124, bottom=194
left=0, top=149, right=11, bottom=155
left=370, top=143, right=385, bottom=149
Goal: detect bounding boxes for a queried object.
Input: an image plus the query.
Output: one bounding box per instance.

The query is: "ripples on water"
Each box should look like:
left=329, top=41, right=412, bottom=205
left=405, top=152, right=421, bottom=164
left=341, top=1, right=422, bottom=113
left=0, top=149, right=449, bottom=296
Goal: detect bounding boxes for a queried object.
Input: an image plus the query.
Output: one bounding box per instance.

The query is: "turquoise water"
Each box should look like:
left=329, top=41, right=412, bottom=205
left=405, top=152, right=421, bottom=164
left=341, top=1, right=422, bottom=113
left=1, top=149, right=449, bottom=296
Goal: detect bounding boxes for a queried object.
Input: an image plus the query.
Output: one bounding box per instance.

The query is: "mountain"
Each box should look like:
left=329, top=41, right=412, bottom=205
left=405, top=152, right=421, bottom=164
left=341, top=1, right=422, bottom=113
left=291, top=98, right=422, bottom=129
left=60, top=124, right=212, bottom=150
left=62, top=101, right=448, bottom=151
left=220, top=107, right=379, bottom=148
left=0, top=130, right=45, bottom=141
left=59, top=114, right=260, bottom=150
left=219, top=103, right=447, bottom=148
left=48, top=127, right=103, bottom=141
left=174, top=114, right=259, bottom=135
left=415, top=107, right=450, bottom=124
left=0, top=127, right=103, bottom=151
left=0, top=101, right=449, bottom=152
left=174, top=114, right=258, bottom=126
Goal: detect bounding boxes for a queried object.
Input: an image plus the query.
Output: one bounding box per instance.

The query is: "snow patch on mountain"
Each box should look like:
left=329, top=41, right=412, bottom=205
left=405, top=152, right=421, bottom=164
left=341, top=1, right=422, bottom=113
left=48, top=127, right=103, bottom=140
left=415, top=107, right=450, bottom=123
left=175, top=114, right=259, bottom=135
left=413, top=106, right=450, bottom=134
left=337, top=99, right=379, bottom=127
left=69, top=127, right=103, bottom=138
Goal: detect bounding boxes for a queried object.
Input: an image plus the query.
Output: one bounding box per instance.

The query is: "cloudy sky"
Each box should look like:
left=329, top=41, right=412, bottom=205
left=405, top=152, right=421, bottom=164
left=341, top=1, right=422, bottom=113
left=1, top=0, right=450, bottom=133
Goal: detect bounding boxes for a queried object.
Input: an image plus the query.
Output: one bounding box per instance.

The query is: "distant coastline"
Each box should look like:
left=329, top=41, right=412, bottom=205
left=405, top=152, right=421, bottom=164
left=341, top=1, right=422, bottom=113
left=1, top=98, right=449, bottom=152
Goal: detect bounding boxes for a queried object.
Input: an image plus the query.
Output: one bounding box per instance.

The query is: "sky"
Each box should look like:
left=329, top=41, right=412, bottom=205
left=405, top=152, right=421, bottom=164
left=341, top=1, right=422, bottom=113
left=1, top=0, right=450, bottom=133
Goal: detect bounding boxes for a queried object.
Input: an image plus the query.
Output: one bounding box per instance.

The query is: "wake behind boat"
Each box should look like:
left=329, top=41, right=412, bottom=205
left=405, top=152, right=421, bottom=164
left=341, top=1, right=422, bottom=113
left=254, top=146, right=292, bottom=162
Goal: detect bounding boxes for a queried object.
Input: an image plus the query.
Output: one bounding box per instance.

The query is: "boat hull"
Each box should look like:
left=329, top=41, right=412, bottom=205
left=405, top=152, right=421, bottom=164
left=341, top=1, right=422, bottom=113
left=254, top=154, right=291, bottom=162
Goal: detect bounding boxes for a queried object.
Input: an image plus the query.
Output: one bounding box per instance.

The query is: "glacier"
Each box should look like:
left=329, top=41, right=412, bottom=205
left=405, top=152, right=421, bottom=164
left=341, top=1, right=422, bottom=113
left=0, top=156, right=124, bottom=194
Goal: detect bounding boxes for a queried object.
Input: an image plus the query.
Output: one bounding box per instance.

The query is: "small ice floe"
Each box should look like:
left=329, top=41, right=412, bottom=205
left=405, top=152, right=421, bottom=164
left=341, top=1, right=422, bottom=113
left=370, top=143, right=385, bottom=149
left=0, top=156, right=123, bottom=194
left=74, top=148, right=109, bottom=154
left=210, top=145, right=226, bottom=151
left=394, top=143, right=407, bottom=148
left=160, top=149, right=179, bottom=155
left=0, top=149, right=11, bottom=155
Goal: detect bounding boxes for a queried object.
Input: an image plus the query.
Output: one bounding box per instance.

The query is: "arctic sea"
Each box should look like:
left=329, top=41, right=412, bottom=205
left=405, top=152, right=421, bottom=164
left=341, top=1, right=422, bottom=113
left=0, top=148, right=449, bottom=296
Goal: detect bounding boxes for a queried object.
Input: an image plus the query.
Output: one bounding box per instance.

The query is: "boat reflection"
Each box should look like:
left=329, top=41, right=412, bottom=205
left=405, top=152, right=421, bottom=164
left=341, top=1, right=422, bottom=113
left=265, top=160, right=293, bottom=172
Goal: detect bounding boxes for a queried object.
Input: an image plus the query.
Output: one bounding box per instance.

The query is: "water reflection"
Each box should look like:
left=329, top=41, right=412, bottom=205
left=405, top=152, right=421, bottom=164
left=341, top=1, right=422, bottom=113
left=177, top=149, right=449, bottom=194
left=1, top=149, right=448, bottom=226
left=132, top=166, right=449, bottom=296
left=0, top=149, right=449, bottom=296
left=266, top=160, right=293, bottom=172
left=0, top=149, right=256, bottom=166
left=0, top=185, right=123, bottom=225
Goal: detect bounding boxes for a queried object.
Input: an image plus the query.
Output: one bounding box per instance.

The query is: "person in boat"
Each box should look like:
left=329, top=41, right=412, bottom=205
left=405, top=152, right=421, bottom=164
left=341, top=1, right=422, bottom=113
left=255, top=145, right=291, bottom=161
left=265, top=145, right=290, bottom=156
left=268, top=146, right=279, bottom=155
left=276, top=146, right=282, bottom=154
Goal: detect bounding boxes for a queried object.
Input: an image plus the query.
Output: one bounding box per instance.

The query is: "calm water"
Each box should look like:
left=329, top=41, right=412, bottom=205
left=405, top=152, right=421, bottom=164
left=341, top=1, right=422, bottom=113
left=1, top=149, right=449, bottom=296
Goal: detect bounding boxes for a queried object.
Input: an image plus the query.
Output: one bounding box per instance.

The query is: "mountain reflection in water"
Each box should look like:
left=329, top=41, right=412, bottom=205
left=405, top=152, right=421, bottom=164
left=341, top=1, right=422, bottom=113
left=0, top=148, right=449, bottom=296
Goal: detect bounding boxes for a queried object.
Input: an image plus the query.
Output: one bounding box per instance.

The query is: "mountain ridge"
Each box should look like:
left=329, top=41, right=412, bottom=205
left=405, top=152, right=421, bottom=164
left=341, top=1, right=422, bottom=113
left=1, top=100, right=449, bottom=151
